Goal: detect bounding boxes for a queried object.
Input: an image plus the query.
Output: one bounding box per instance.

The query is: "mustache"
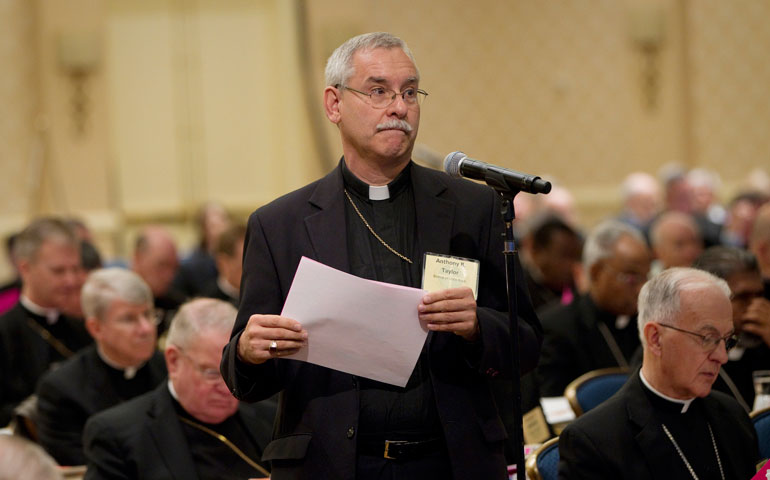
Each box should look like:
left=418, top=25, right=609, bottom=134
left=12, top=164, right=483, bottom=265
left=376, top=119, right=413, bottom=133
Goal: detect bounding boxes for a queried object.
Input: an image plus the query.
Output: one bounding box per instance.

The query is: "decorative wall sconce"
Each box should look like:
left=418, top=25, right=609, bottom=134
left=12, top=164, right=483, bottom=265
left=628, top=5, right=666, bottom=110
left=57, top=32, right=100, bottom=136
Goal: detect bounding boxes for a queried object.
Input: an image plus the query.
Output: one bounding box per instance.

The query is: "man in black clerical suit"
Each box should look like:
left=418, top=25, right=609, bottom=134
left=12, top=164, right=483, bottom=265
left=537, top=220, right=651, bottom=397
left=0, top=217, right=92, bottom=426
left=83, top=298, right=274, bottom=480
left=694, top=246, right=770, bottom=411
left=36, top=268, right=167, bottom=465
left=201, top=223, right=246, bottom=308
left=220, top=32, right=541, bottom=480
left=750, top=204, right=770, bottom=299
left=559, top=267, right=759, bottom=479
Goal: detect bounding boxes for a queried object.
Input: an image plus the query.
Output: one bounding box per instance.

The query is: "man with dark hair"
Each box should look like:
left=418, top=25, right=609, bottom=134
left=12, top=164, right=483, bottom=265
left=202, top=223, right=247, bottom=307
left=0, top=217, right=92, bottom=426
left=221, top=32, right=541, bottom=479
left=750, top=203, right=770, bottom=296
left=520, top=213, right=583, bottom=311
left=693, top=245, right=770, bottom=410
left=559, top=268, right=758, bottom=479
left=132, top=226, right=185, bottom=329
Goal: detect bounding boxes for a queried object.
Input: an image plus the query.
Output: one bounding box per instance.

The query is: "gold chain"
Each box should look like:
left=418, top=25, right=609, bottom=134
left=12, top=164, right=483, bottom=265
left=177, top=415, right=270, bottom=477
left=25, top=318, right=75, bottom=358
left=344, top=189, right=413, bottom=264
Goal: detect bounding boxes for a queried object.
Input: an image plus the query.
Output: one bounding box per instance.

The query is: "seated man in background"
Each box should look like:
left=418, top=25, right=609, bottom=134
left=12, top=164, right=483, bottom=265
left=649, top=211, right=704, bottom=273
left=537, top=220, right=650, bottom=397
left=132, top=226, right=185, bottom=330
left=83, top=298, right=274, bottom=480
left=0, top=217, right=92, bottom=426
left=559, top=267, right=758, bottom=479
left=202, top=223, right=246, bottom=308
left=750, top=203, right=770, bottom=295
left=35, top=268, right=167, bottom=465
left=519, top=213, right=583, bottom=312
left=694, top=246, right=770, bottom=411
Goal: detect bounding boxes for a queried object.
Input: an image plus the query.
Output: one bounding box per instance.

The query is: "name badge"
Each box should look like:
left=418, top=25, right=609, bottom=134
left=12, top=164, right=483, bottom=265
left=421, top=253, right=480, bottom=299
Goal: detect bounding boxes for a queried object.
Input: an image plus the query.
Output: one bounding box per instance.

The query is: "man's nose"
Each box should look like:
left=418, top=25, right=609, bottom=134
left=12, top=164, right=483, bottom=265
left=386, top=93, right=409, bottom=117
left=709, top=340, right=729, bottom=365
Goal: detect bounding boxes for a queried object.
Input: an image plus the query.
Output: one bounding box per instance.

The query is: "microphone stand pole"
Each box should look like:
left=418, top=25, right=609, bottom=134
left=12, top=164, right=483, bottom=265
left=499, top=191, right=527, bottom=477
left=483, top=168, right=527, bottom=476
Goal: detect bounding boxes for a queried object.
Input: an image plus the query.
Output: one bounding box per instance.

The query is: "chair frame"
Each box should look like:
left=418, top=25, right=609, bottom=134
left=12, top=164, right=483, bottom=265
left=525, top=436, right=559, bottom=480
left=564, top=367, right=630, bottom=417
left=750, top=405, right=770, bottom=463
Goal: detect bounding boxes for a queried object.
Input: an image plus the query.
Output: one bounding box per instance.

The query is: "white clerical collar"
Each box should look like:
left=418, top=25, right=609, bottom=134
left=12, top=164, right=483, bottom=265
left=96, top=345, right=143, bottom=379
left=20, top=295, right=59, bottom=325
left=368, top=185, right=390, bottom=200
left=217, top=276, right=239, bottom=301
left=168, top=379, right=179, bottom=400
left=639, top=370, right=694, bottom=413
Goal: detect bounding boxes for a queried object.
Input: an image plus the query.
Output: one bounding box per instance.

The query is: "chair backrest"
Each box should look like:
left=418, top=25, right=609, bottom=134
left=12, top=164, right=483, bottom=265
left=525, top=436, right=560, bottom=480
left=564, top=367, right=630, bottom=416
left=751, top=406, right=770, bottom=462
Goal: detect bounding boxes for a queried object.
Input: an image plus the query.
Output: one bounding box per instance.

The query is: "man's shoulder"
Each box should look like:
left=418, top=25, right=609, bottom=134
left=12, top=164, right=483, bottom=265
left=38, top=346, right=95, bottom=391
left=540, top=297, right=583, bottom=332
left=0, top=302, right=27, bottom=330
left=86, top=385, right=159, bottom=434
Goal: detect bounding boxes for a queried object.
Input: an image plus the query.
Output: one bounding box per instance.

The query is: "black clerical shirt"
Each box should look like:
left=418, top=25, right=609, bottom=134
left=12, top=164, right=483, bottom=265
left=341, top=160, right=443, bottom=443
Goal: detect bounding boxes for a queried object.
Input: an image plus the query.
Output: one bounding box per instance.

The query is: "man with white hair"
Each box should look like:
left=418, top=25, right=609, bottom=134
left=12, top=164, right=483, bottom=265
left=83, top=298, right=274, bottom=480
left=559, top=267, right=758, bottom=479
left=221, top=32, right=541, bottom=479
left=35, top=268, right=167, bottom=466
left=537, top=220, right=651, bottom=396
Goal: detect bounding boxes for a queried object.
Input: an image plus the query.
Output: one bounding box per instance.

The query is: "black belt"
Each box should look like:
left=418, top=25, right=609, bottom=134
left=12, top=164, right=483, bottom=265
left=358, top=438, right=444, bottom=461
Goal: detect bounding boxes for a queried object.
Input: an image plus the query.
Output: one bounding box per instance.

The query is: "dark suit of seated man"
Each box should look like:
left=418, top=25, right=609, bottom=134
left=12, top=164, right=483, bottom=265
left=559, top=267, right=759, bottom=479
left=0, top=217, right=92, bottom=427
left=36, top=268, right=167, bottom=465
left=83, top=298, right=275, bottom=480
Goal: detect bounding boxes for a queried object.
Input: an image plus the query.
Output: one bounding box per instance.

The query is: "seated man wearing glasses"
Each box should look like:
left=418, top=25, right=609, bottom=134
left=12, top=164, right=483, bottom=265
left=559, top=267, right=759, bottom=480
left=83, top=298, right=274, bottom=480
left=35, top=268, right=167, bottom=466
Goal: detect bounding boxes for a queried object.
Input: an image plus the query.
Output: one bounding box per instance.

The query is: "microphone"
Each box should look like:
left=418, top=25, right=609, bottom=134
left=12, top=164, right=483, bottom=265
left=444, top=151, right=552, bottom=195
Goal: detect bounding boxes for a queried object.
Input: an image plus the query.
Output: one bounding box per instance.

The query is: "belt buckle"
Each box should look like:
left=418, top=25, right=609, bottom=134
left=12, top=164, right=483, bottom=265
left=383, top=440, right=403, bottom=460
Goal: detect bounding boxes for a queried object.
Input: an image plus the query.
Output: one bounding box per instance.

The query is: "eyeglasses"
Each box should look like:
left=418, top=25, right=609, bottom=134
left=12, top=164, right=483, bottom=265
left=177, top=348, right=222, bottom=383
left=604, top=263, right=649, bottom=286
left=337, top=85, right=428, bottom=108
left=113, top=309, right=162, bottom=328
left=657, top=323, right=738, bottom=352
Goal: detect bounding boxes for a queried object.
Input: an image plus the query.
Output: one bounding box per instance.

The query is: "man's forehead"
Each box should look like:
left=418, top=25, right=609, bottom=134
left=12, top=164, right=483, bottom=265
left=350, top=48, right=418, bottom=83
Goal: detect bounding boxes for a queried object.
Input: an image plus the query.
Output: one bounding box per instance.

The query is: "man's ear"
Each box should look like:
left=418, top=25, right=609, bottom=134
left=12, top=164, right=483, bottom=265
left=165, top=346, right=181, bottom=377
left=644, top=322, right=662, bottom=356
left=588, top=259, right=605, bottom=283
left=84, top=316, right=101, bottom=340
left=324, top=86, right=342, bottom=124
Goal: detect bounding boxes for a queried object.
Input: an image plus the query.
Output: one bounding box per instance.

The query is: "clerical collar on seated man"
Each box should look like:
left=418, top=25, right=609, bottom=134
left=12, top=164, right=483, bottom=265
left=341, top=158, right=412, bottom=201
left=96, top=344, right=146, bottom=379
left=639, top=369, right=695, bottom=413
left=20, top=295, right=59, bottom=325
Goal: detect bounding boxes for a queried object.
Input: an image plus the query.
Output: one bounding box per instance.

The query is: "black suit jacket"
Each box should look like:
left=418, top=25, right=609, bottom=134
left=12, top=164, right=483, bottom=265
left=0, top=302, right=92, bottom=425
left=558, top=371, right=759, bottom=479
left=35, top=346, right=167, bottom=465
left=221, top=161, right=542, bottom=480
left=536, top=295, right=640, bottom=397
left=83, top=383, right=275, bottom=480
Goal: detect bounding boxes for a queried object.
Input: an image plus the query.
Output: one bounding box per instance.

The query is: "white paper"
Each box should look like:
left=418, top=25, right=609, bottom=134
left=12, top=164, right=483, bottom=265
left=281, top=257, right=429, bottom=387
left=540, top=396, right=576, bottom=425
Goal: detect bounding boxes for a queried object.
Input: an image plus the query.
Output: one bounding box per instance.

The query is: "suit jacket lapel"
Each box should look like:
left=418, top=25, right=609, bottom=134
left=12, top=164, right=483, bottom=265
left=626, top=374, right=674, bottom=479
left=147, top=386, right=199, bottom=480
left=305, top=165, right=349, bottom=272
left=411, top=164, right=454, bottom=257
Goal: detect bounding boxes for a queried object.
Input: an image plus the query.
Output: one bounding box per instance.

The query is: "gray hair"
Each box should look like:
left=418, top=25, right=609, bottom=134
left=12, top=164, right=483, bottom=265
left=81, top=268, right=153, bottom=320
left=14, top=217, right=79, bottom=262
left=0, top=435, right=62, bottom=480
left=324, top=32, right=419, bottom=87
left=583, top=220, right=646, bottom=273
left=637, top=267, right=730, bottom=345
left=166, top=298, right=236, bottom=349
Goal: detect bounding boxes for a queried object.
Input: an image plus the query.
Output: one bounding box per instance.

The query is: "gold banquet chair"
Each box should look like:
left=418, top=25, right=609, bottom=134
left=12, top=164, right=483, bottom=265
left=525, top=436, right=560, bottom=480
left=564, top=367, right=630, bottom=417
left=750, top=406, right=770, bottom=462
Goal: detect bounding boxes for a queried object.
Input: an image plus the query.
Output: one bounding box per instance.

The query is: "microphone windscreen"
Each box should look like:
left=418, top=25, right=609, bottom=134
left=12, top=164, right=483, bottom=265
left=443, top=151, right=467, bottom=177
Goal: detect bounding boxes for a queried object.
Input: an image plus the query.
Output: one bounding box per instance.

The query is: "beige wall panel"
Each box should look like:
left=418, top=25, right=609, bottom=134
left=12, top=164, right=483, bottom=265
left=688, top=0, right=770, bottom=190
left=106, top=1, right=184, bottom=217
